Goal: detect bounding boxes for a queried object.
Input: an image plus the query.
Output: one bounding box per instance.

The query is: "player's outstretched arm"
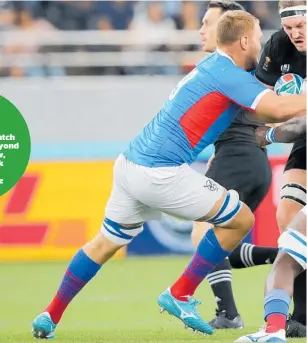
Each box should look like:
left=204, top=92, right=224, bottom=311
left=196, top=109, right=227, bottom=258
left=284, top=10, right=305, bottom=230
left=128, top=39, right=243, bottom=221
left=254, top=92, right=306, bottom=123
left=255, top=117, right=306, bottom=146
left=219, top=68, right=305, bottom=123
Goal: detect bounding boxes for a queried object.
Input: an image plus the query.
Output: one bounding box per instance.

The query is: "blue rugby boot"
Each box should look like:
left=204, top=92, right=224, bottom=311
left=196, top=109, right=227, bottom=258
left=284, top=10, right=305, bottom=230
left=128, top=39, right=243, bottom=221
left=32, top=312, right=57, bottom=339
left=157, top=288, right=214, bottom=335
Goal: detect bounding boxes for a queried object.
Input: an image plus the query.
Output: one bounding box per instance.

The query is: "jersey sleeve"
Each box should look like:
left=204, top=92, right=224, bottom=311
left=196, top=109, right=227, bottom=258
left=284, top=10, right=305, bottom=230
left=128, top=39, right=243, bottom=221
left=217, top=68, right=271, bottom=111
left=255, top=35, right=281, bottom=86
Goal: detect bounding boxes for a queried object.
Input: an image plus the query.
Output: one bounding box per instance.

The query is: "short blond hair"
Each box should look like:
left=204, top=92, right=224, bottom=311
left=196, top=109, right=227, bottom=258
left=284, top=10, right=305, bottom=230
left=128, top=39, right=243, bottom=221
left=279, top=0, right=306, bottom=10
left=217, top=10, right=259, bottom=45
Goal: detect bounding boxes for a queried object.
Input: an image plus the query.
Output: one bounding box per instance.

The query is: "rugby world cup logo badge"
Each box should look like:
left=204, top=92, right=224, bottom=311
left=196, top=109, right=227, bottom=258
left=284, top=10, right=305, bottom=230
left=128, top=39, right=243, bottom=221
left=281, top=64, right=290, bottom=74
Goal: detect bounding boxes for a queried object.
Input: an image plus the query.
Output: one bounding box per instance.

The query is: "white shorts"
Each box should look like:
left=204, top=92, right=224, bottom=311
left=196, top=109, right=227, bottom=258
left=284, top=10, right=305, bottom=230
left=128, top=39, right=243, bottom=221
left=105, top=154, right=225, bottom=224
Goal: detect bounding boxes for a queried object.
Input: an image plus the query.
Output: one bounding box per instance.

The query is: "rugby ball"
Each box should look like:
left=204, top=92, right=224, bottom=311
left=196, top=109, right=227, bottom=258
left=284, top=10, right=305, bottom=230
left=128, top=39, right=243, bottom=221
left=274, top=73, right=305, bottom=96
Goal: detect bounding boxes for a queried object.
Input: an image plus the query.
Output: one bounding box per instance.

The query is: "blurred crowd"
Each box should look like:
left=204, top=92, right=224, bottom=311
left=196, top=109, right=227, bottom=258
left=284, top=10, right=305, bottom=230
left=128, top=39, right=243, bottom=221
left=0, top=1, right=282, bottom=77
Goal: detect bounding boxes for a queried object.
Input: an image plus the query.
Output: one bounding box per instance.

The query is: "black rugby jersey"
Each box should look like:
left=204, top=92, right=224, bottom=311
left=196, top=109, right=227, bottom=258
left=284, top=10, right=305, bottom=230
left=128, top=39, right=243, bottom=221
left=216, top=29, right=306, bottom=148
left=257, top=28, right=306, bottom=150
left=256, top=29, right=306, bottom=86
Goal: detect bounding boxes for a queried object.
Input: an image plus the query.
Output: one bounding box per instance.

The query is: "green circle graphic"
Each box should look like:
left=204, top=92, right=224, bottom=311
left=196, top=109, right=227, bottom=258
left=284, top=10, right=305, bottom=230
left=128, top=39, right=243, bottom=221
left=0, top=96, right=31, bottom=196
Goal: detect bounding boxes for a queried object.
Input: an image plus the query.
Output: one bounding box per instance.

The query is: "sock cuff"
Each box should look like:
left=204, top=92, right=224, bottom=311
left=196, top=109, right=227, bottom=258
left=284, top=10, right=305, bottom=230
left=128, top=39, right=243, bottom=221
left=198, top=228, right=231, bottom=265
left=207, top=228, right=230, bottom=255
left=206, top=269, right=232, bottom=286
left=265, top=289, right=291, bottom=305
left=264, top=289, right=291, bottom=320
left=69, top=249, right=101, bottom=281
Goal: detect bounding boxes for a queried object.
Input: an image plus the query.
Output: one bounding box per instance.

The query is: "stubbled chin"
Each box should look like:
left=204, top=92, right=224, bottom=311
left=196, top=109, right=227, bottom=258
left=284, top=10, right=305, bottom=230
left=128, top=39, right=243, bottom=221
left=202, top=46, right=212, bottom=52
left=292, top=41, right=306, bottom=52
left=295, top=45, right=306, bottom=52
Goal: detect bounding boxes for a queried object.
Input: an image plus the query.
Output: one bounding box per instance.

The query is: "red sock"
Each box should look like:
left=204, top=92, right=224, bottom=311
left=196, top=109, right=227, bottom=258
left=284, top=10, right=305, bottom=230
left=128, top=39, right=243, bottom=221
left=170, top=273, right=199, bottom=302
left=45, top=296, right=69, bottom=324
left=265, top=314, right=287, bottom=333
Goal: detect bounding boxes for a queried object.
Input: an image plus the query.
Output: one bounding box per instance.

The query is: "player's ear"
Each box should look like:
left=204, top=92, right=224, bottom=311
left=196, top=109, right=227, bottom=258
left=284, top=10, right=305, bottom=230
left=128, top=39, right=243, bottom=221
left=239, top=36, right=248, bottom=51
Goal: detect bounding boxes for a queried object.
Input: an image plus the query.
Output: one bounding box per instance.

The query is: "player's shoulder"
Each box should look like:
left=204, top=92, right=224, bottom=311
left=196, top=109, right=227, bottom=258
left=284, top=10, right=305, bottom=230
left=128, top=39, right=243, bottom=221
left=265, top=29, right=291, bottom=54
left=197, top=52, right=235, bottom=70
left=197, top=51, right=247, bottom=80
left=272, top=29, right=291, bottom=44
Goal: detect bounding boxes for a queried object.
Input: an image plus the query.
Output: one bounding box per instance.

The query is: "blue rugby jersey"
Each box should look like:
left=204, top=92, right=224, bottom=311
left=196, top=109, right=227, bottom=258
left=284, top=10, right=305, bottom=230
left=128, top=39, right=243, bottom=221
left=124, top=50, right=270, bottom=167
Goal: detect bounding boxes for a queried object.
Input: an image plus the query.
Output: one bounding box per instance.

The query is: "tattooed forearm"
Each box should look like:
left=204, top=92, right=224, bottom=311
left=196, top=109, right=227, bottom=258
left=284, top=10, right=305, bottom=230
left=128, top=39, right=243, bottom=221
left=255, top=117, right=306, bottom=146
left=273, top=116, right=306, bottom=143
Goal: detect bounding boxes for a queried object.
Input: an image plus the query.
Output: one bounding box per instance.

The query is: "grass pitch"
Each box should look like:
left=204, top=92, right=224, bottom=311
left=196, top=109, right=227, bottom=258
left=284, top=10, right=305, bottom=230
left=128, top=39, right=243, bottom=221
left=0, top=256, right=304, bottom=343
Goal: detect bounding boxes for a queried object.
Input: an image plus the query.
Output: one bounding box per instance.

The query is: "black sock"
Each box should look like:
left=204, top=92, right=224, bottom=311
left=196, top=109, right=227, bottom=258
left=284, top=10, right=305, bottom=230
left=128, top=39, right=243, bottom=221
left=292, top=270, right=306, bottom=325
left=206, top=258, right=239, bottom=320
left=228, top=243, right=278, bottom=268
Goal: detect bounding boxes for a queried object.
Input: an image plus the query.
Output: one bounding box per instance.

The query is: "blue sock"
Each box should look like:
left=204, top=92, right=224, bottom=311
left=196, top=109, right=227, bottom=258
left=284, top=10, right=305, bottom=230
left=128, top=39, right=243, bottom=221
left=185, top=228, right=231, bottom=281
left=171, top=229, right=231, bottom=300
left=46, top=249, right=101, bottom=323
left=264, top=289, right=291, bottom=320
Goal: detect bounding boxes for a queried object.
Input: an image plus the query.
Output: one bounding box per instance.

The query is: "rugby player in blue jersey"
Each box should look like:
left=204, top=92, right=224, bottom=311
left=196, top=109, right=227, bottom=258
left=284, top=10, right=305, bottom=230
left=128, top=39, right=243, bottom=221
left=32, top=10, right=306, bottom=339
left=192, top=1, right=278, bottom=330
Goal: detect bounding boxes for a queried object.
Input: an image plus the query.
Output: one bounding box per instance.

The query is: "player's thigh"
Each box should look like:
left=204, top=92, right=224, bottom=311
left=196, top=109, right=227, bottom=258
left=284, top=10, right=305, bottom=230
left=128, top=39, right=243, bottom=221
left=277, top=168, right=306, bottom=232
left=206, top=145, right=271, bottom=211
left=151, top=164, right=255, bottom=239
left=191, top=147, right=263, bottom=244
left=190, top=152, right=243, bottom=244
left=105, top=189, right=158, bottom=225
left=136, top=163, right=226, bottom=221
left=243, top=150, right=272, bottom=212
left=205, top=150, right=246, bottom=193
left=105, top=155, right=161, bottom=225
left=155, top=164, right=254, bottom=232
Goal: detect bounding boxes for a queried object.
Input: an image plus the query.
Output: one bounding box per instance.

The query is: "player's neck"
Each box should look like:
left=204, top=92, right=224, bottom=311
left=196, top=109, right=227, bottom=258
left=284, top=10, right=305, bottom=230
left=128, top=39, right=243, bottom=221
left=217, top=47, right=249, bottom=70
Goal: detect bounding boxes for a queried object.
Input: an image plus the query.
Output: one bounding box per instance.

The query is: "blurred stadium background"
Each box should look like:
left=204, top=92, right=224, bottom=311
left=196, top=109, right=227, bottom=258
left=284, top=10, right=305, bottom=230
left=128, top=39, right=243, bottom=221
left=0, top=1, right=299, bottom=342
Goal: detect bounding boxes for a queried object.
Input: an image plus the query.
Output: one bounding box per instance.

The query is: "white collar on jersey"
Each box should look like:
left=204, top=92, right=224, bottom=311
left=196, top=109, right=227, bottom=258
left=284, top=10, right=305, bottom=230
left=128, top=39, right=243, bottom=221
left=216, top=48, right=237, bottom=65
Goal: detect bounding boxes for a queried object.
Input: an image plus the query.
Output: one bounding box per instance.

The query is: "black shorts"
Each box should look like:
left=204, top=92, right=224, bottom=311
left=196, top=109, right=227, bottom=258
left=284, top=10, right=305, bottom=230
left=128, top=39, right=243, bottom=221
left=206, top=144, right=272, bottom=212
left=284, top=138, right=306, bottom=172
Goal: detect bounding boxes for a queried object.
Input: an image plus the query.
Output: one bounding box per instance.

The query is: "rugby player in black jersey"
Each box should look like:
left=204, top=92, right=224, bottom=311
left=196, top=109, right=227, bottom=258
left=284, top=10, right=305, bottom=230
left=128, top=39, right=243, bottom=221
left=192, top=0, right=279, bottom=330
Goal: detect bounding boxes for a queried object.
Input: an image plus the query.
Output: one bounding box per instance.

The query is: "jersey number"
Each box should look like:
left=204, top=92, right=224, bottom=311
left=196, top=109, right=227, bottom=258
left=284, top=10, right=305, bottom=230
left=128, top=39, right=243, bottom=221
left=169, top=69, right=198, bottom=100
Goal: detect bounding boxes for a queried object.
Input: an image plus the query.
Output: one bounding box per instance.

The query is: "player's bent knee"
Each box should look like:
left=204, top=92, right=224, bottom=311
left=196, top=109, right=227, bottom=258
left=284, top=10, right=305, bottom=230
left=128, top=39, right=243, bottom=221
left=278, top=228, right=307, bottom=270
left=101, top=217, right=144, bottom=245
left=206, top=189, right=245, bottom=227
left=230, top=203, right=255, bottom=234
left=191, top=221, right=212, bottom=247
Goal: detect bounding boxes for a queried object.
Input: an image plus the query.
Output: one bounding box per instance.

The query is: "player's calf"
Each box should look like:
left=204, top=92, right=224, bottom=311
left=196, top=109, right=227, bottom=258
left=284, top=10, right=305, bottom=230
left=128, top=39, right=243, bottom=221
left=163, top=189, right=254, bottom=304
left=191, top=221, right=212, bottom=247
left=32, top=217, right=144, bottom=339
left=176, top=189, right=255, bottom=297
left=158, top=189, right=254, bottom=335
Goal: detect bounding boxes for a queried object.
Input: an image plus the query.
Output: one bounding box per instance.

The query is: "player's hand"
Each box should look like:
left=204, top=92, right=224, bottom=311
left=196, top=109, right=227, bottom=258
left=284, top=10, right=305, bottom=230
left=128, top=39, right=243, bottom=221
left=255, top=126, right=272, bottom=147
